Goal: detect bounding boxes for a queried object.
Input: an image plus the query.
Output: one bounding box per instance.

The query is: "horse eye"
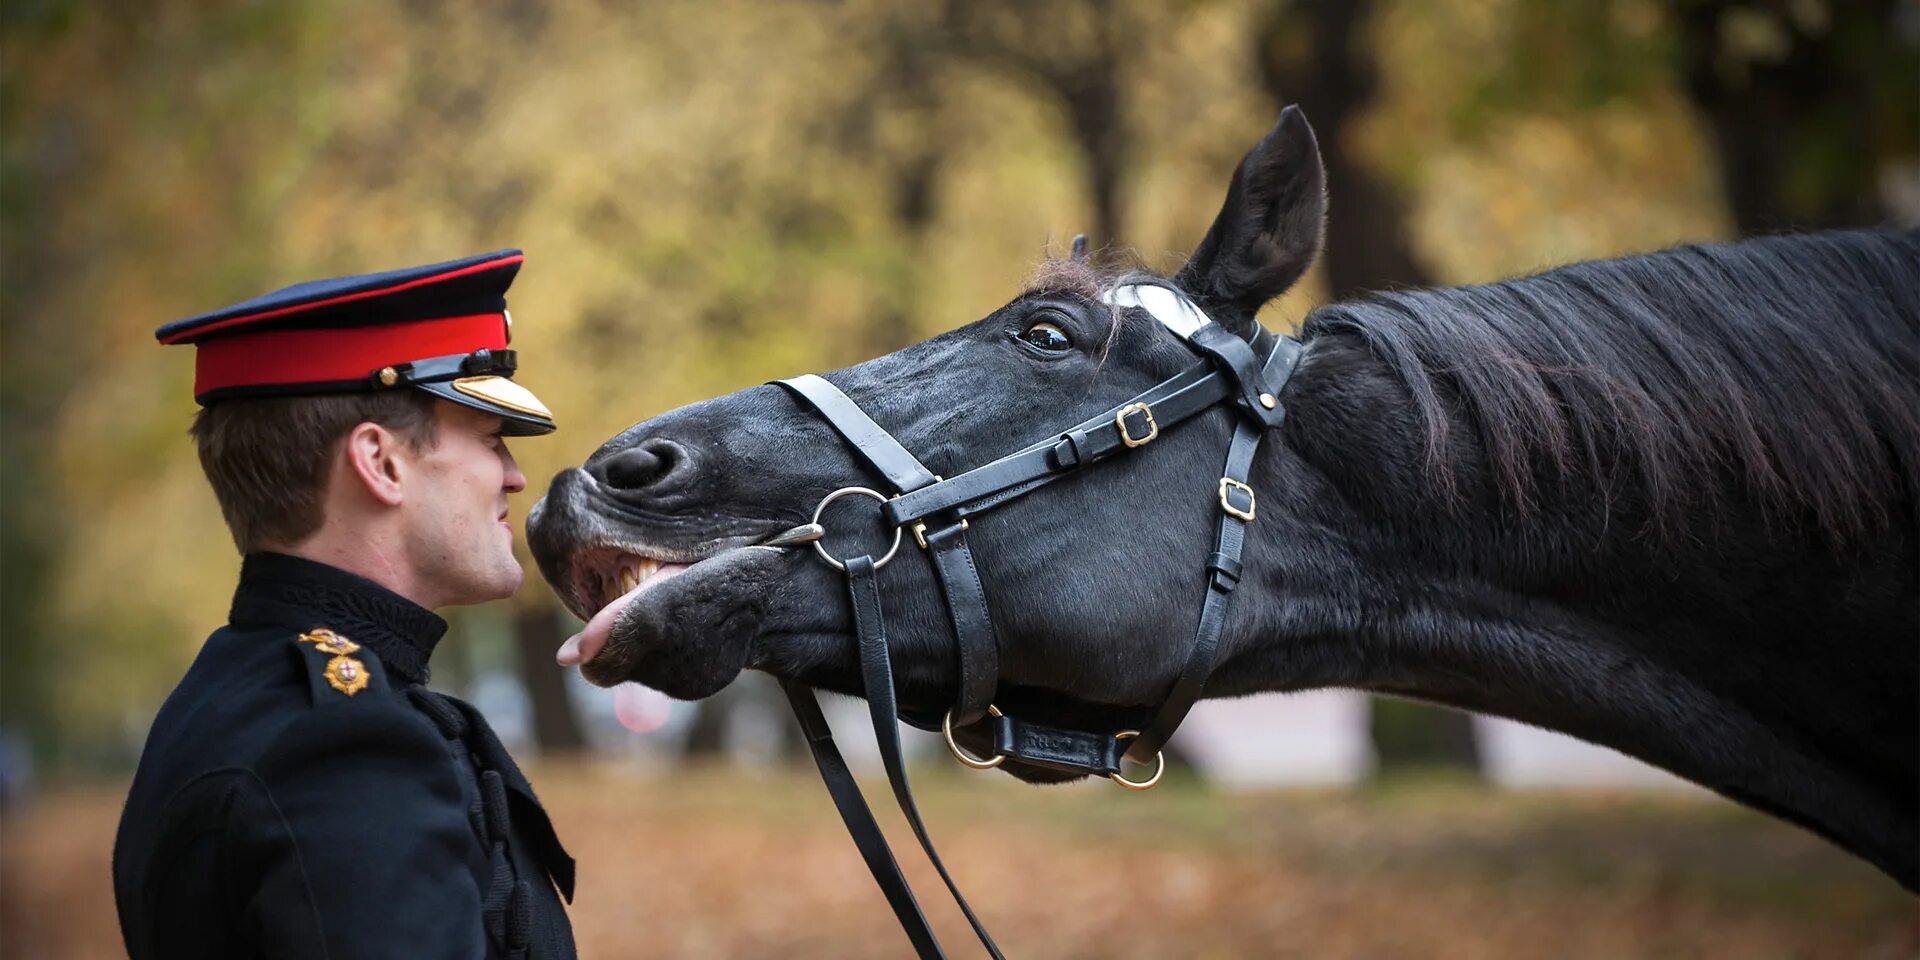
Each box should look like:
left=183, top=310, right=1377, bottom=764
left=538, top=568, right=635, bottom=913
left=1019, top=321, right=1072, bottom=351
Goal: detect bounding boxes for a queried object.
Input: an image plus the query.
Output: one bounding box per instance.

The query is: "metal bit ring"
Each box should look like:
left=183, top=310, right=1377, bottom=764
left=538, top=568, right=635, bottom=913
left=810, top=487, right=903, bottom=572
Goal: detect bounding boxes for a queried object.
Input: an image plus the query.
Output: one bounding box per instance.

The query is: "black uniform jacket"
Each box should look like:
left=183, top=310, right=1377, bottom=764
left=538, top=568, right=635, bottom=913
left=113, top=552, right=577, bottom=959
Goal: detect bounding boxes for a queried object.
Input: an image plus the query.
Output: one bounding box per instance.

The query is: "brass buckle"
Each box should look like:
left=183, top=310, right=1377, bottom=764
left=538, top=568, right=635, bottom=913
left=1218, top=477, right=1256, bottom=521
left=942, top=705, right=1005, bottom=769
left=1110, top=730, right=1166, bottom=790
left=913, top=517, right=969, bottom=550
left=908, top=476, right=969, bottom=550
left=1116, top=402, right=1158, bottom=448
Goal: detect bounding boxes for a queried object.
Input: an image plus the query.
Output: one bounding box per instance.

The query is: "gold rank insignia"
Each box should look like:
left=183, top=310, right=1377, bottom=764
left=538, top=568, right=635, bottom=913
left=323, top=655, right=369, bottom=696
left=298, top=628, right=360, bottom=655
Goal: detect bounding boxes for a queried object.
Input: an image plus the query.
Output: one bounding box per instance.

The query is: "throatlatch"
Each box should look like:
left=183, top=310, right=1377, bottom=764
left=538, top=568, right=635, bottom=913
left=773, top=281, right=1302, bottom=958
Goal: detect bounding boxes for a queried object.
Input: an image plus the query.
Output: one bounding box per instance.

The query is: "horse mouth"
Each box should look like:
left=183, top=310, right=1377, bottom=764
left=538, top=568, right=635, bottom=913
left=568, top=542, right=793, bottom=695
left=566, top=544, right=696, bottom=624
left=529, top=469, right=798, bottom=697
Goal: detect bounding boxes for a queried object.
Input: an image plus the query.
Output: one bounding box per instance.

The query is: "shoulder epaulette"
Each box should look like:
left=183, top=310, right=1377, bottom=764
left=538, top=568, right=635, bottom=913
left=292, top=628, right=389, bottom=703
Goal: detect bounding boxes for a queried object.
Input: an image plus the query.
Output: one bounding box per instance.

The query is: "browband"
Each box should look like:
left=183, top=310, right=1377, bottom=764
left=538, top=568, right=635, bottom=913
left=1103, top=282, right=1213, bottom=338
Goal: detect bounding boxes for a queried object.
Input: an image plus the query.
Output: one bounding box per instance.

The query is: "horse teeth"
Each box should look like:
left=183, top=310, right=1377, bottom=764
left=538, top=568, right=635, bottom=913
left=607, top=555, right=664, bottom=605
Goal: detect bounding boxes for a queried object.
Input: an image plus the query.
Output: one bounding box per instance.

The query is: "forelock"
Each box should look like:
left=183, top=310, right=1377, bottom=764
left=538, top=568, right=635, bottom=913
left=1022, top=257, right=1110, bottom=300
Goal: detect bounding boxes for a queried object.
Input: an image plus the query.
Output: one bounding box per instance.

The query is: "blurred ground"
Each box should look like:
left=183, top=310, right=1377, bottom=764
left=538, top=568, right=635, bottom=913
left=4, top=761, right=1912, bottom=959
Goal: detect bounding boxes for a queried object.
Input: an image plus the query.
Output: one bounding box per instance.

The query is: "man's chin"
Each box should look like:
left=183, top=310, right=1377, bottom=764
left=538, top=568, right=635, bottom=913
left=491, top=564, right=527, bottom=603
left=434, top=564, right=525, bottom=610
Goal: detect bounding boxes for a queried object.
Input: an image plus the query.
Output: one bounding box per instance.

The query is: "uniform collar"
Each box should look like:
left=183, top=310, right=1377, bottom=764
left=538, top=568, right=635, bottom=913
left=229, top=552, right=449, bottom=685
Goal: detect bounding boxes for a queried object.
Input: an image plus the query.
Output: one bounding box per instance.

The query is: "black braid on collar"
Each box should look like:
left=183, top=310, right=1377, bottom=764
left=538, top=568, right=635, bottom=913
left=229, top=552, right=449, bottom=685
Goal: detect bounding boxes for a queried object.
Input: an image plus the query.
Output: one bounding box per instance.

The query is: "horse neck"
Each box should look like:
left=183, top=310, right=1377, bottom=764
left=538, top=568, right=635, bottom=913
left=1211, top=329, right=1918, bottom=887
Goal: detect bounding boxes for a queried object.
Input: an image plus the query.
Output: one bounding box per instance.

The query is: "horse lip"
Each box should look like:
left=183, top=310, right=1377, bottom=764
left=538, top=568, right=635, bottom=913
left=577, top=544, right=785, bottom=694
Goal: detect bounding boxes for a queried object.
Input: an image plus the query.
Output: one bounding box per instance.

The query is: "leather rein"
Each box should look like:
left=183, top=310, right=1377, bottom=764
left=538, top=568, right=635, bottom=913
left=767, top=283, right=1302, bottom=958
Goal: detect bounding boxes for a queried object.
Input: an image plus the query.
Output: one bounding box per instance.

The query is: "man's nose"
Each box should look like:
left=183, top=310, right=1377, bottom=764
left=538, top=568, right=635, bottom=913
left=589, top=438, right=697, bottom=499
left=502, top=450, right=528, bottom=494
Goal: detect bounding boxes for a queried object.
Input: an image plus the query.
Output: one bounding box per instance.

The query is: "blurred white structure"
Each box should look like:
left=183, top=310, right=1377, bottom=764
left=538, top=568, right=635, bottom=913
left=1178, top=692, right=1697, bottom=791
left=1473, top=712, right=1696, bottom=790
left=563, top=673, right=1699, bottom=791
left=1174, top=691, right=1372, bottom=785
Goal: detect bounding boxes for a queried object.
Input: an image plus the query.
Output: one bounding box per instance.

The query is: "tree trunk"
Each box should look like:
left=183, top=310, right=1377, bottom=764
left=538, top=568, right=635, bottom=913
left=941, top=0, right=1134, bottom=250
left=513, top=607, right=585, bottom=754
left=681, top=675, right=804, bottom=762
left=1675, top=0, right=1902, bottom=235
left=1253, top=0, right=1480, bottom=776
left=1255, top=0, right=1428, bottom=296
left=1064, top=62, right=1129, bottom=251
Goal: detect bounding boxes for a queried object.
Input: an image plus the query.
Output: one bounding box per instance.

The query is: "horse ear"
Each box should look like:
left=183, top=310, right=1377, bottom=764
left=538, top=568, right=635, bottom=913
left=1173, top=106, right=1326, bottom=330
left=1070, top=234, right=1089, bottom=262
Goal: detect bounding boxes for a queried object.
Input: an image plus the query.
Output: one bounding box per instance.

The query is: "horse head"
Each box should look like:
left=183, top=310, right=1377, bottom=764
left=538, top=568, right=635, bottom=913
left=528, top=107, right=1331, bottom=784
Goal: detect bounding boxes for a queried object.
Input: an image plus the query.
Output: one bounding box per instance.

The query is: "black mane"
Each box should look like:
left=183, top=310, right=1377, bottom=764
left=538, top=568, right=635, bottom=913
left=1300, top=229, right=1920, bottom=542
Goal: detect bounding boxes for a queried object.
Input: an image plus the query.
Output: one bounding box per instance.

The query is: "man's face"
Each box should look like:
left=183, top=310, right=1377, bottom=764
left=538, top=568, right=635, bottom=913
left=401, top=401, right=528, bottom=607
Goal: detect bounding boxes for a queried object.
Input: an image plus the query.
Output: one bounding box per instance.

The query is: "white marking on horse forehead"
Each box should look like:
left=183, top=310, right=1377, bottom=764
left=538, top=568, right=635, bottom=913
left=1101, top=284, right=1213, bottom=340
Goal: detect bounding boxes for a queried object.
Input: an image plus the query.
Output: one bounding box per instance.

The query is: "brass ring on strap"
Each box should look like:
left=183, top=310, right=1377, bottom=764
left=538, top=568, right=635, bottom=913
left=810, top=486, right=903, bottom=572
left=941, top=705, right=1005, bottom=769
left=1109, top=730, right=1166, bottom=790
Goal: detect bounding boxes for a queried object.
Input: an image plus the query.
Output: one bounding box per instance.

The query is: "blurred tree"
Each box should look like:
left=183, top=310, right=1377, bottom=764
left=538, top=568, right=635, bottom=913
left=1674, top=0, right=1918, bottom=233
left=1254, top=0, right=1482, bottom=776
left=516, top=609, right=585, bottom=754
left=3, top=0, right=345, bottom=766
left=1255, top=0, right=1430, bottom=294
left=682, top=676, right=802, bottom=761
left=944, top=0, right=1152, bottom=250
left=0, top=9, right=70, bottom=766
left=810, top=3, right=959, bottom=351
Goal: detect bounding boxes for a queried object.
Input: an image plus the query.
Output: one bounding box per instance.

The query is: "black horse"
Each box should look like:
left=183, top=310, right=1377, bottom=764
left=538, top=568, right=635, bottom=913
left=529, top=108, right=1919, bottom=888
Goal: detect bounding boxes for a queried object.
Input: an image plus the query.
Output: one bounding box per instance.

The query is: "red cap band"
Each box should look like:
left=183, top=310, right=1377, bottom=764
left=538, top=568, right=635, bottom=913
left=194, top=312, right=509, bottom=398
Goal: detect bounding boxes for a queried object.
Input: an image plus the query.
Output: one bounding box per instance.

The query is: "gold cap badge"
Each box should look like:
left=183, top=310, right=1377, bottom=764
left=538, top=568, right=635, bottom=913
left=299, top=628, right=361, bottom=655
left=324, top=655, right=369, bottom=696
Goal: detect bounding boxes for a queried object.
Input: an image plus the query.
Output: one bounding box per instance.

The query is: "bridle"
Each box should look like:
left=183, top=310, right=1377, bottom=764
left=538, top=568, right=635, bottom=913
left=767, top=282, right=1302, bottom=958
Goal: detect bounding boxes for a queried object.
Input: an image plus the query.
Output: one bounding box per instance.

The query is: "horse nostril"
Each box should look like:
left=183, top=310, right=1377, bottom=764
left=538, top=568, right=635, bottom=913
left=597, top=439, right=688, bottom=493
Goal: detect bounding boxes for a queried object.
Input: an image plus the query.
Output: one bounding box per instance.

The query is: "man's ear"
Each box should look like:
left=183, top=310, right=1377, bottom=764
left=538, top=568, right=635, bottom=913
left=343, top=421, right=406, bottom=508
left=1172, top=106, right=1327, bottom=332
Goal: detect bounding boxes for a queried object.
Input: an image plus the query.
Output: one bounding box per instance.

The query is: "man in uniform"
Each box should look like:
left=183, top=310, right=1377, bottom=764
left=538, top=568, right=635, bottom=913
left=113, top=250, right=578, bottom=959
